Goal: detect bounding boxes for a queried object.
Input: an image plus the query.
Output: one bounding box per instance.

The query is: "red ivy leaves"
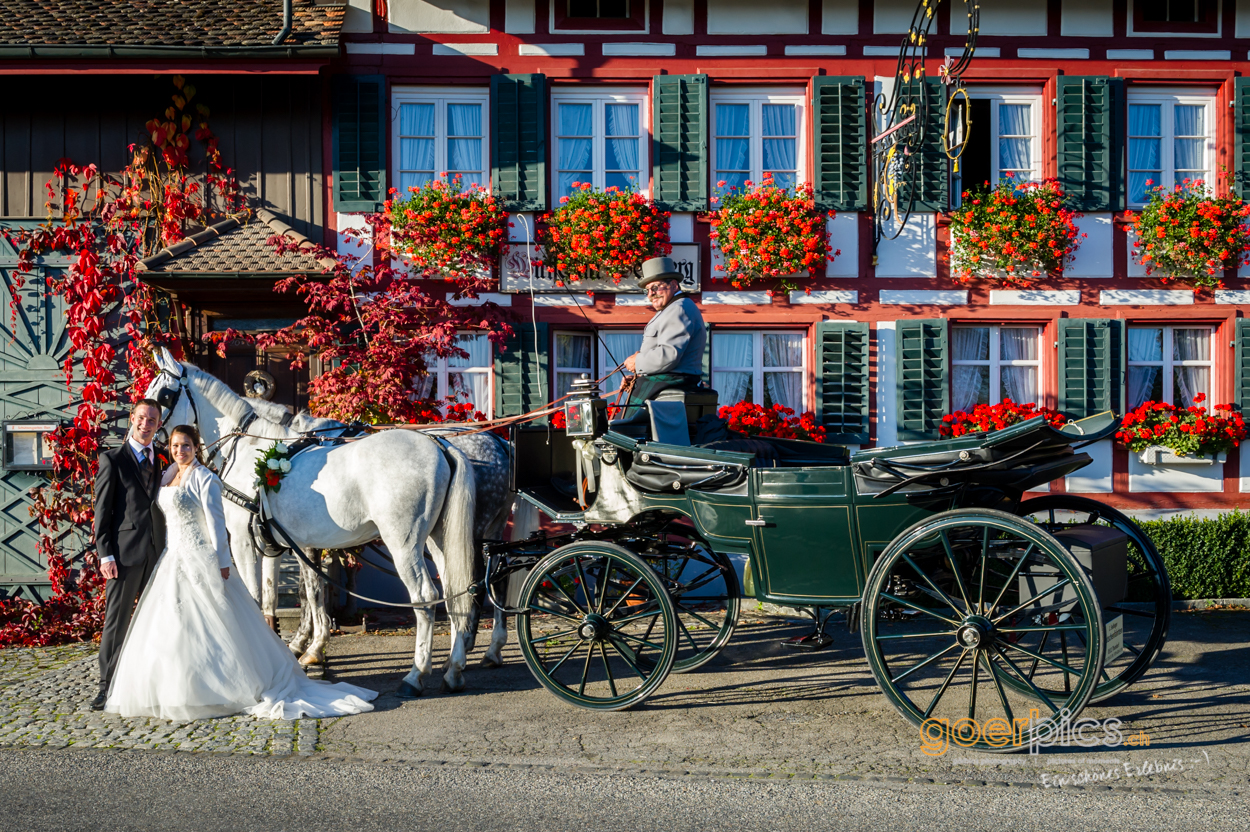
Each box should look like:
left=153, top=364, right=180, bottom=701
left=947, top=178, right=1084, bottom=288
left=718, top=400, right=827, bottom=443
left=1114, top=394, right=1246, bottom=457
left=707, top=175, right=837, bottom=290
left=1127, top=179, right=1250, bottom=288
left=539, top=184, right=671, bottom=284
left=939, top=399, right=1067, bottom=439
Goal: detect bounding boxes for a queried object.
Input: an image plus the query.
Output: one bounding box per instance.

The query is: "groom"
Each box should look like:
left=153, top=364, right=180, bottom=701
left=91, top=399, right=167, bottom=711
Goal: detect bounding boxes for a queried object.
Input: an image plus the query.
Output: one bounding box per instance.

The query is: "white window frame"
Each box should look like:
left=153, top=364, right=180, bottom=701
left=1126, top=89, right=1217, bottom=208
left=951, top=87, right=1043, bottom=205
left=710, top=330, right=807, bottom=411
left=554, top=331, right=596, bottom=399
left=598, top=329, right=644, bottom=395
left=951, top=325, right=1044, bottom=406
left=391, top=86, right=490, bottom=193
left=550, top=88, right=650, bottom=202
left=710, top=88, right=807, bottom=191
left=425, top=332, right=493, bottom=417
left=1126, top=324, right=1216, bottom=405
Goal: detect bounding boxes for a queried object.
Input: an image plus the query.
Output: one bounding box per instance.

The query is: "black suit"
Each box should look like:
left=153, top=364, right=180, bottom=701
left=93, top=442, right=166, bottom=693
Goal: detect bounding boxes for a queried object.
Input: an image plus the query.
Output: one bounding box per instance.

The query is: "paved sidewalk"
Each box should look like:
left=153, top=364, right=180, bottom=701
left=0, top=611, right=1246, bottom=794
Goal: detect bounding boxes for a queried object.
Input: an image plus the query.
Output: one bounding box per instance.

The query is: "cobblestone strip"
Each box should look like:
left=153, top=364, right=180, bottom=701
left=0, top=647, right=319, bottom=757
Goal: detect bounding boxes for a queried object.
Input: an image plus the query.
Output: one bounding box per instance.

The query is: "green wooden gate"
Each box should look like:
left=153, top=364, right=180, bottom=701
left=0, top=222, right=76, bottom=601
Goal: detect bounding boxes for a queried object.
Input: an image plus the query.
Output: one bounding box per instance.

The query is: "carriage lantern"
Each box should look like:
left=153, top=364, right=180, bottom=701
left=2, top=420, right=59, bottom=471
left=563, top=375, right=606, bottom=439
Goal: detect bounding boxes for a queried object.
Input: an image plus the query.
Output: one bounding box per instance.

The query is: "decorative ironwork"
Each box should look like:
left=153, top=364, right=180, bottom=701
left=872, top=0, right=980, bottom=255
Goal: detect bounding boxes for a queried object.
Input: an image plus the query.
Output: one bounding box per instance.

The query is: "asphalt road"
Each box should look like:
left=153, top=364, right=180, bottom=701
left=0, top=746, right=1246, bottom=832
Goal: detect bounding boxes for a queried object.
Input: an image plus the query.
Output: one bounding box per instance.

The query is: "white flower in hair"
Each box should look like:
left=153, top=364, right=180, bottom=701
left=279, top=459, right=292, bottom=473
left=266, top=458, right=281, bottom=470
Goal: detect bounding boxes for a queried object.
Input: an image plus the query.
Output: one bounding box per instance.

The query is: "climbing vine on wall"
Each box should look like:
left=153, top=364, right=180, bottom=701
left=0, top=76, right=244, bottom=647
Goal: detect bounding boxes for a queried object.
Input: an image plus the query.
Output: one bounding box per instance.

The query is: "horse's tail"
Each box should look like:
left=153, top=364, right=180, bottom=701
left=432, top=440, right=478, bottom=622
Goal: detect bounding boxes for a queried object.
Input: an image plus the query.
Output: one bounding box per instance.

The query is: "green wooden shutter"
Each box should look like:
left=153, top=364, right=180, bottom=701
left=1057, top=318, right=1125, bottom=420
left=491, top=74, right=548, bottom=212
left=331, top=75, right=386, bottom=212
left=1236, top=319, right=1250, bottom=411
left=893, top=79, right=948, bottom=213
left=703, top=323, right=713, bottom=380
left=1235, top=79, right=1250, bottom=199
left=895, top=319, right=949, bottom=441
left=1056, top=77, right=1124, bottom=212
left=815, top=321, right=870, bottom=444
left=652, top=74, right=708, bottom=212
left=495, top=322, right=550, bottom=419
left=812, top=76, right=868, bottom=213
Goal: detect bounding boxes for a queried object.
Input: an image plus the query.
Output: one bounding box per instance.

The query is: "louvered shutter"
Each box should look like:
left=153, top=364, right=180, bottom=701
left=1235, top=79, right=1250, bottom=199
left=652, top=74, right=708, bottom=212
left=893, top=79, right=949, bottom=213
left=1057, top=318, right=1125, bottom=419
left=895, top=319, right=949, bottom=441
left=331, top=75, right=386, bottom=212
left=491, top=74, right=548, bottom=212
left=495, top=322, right=550, bottom=420
left=1056, top=77, right=1125, bottom=212
left=812, top=76, right=868, bottom=213
left=815, top=321, right=870, bottom=444
left=1236, top=319, right=1250, bottom=411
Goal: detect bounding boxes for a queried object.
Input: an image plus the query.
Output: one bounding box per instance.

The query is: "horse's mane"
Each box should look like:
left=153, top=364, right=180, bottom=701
left=179, top=362, right=342, bottom=433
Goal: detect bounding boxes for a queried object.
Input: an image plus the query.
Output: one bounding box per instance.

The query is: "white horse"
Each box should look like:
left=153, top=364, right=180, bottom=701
left=144, top=349, right=479, bottom=696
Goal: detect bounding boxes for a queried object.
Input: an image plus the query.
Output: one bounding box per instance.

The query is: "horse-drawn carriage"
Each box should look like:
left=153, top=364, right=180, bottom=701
left=485, top=380, right=1171, bottom=753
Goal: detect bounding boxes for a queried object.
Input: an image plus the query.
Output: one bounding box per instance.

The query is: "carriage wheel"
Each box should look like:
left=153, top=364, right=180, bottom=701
left=517, top=542, right=678, bottom=711
left=625, top=521, right=740, bottom=673
left=861, top=508, right=1105, bottom=753
left=1015, top=495, right=1171, bottom=703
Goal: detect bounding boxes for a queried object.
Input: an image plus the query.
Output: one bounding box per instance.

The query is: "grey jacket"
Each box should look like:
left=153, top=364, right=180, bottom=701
left=634, top=295, right=707, bottom=376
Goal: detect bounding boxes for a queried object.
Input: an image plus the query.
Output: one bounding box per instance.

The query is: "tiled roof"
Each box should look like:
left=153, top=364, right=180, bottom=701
left=0, top=0, right=344, bottom=48
left=138, top=209, right=337, bottom=274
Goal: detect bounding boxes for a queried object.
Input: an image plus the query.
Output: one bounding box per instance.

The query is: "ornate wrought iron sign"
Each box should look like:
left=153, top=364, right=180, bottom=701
left=872, top=0, right=980, bottom=254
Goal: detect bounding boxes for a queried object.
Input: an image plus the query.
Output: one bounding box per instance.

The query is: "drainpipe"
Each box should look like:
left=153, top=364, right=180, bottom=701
left=272, top=0, right=293, bottom=45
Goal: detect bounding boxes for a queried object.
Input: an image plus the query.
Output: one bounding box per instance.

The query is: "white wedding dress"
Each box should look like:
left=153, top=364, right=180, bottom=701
left=106, top=465, right=377, bottom=721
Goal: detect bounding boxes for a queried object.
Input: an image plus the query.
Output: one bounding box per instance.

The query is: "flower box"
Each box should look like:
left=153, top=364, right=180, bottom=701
left=1136, top=445, right=1227, bottom=466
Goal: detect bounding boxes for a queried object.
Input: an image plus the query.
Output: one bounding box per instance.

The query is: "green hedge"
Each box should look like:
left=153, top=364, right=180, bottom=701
left=1139, top=511, right=1250, bottom=601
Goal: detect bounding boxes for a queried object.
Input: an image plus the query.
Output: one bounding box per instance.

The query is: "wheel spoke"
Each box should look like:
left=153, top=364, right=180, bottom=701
left=981, top=650, right=1015, bottom=723
left=993, top=577, right=1074, bottom=624
left=977, top=526, right=990, bottom=614
left=614, top=608, right=666, bottom=626
left=1060, top=631, right=1072, bottom=694
left=677, top=606, right=722, bottom=632
left=611, top=629, right=669, bottom=652
left=527, top=602, right=585, bottom=625
left=577, top=640, right=597, bottom=697
left=674, top=613, right=701, bottom=652
left=997, top=624, right=1087, bottom=633
left=606, top=637, right=648, bottom=680
left=985, top=543, right=1036, bottom=617
left=999, top=637, right=1085, bottom=678
left=603, top=575, right=648, bottom=617
left=549, top=571, right=588, bottom=616
left=968, top=649, right=980, bottom=719
left=544, top=639, right=585, bottom=677
left=880, top=593, right=962, bottom=626
left=939, top=530, right=974, bottom=613
left=675, top=564, right=722, bottom=594
left=598, top=640, right=618, bottom=698
left=890, top=642, right=960, bottom=684
left=527, top=627, right=578, bottom=645
left=922, top=650, right=968, bottom=718
left=1103, top=605, right=1157, bottom=619
left=875, top=630, right=956, bottom=641
left=898, top=552, right=964, bottom=616
left=1123, top=642, right=1142, bottom=657
left=992, top=645, right=1059, bottom=714
left=575, top=556, right=598, bottom=613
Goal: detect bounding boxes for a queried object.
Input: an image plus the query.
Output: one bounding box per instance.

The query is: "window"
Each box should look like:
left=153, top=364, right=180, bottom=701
left=568, top=0, right=629, bottom=17
left=552, top=90, right=648, bottom=201
left=392, top=88, right=489, bottom=193
left=712, top=91, right=805, bottom=192
left=711, top=331, right=805, bottom=411
left=951, top=326, right=1043, bottom=410
left=1132, top=0, right=1219, bottom=34
left=1127, top=325, right=1214, bottom=409
left=952, top=90, right=1042, bottom=206
left=554, top=330, right=644, bottom=399
left=554, top=0, right=645, bottom=29
left=1127, top=92, right=1215, bottom=206
left=416, top=333, right=493, bottom=416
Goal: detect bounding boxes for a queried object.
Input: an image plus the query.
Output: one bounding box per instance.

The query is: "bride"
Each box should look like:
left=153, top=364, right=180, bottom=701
left=106, top=424, right=377, bottom=721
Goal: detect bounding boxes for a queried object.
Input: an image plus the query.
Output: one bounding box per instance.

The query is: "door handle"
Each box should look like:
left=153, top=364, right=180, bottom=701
left=745, top=517, right=772, bottom=527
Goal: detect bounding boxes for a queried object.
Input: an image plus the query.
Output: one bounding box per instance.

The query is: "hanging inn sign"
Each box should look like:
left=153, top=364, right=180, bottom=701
left=500, top=244, right=701, bottom=294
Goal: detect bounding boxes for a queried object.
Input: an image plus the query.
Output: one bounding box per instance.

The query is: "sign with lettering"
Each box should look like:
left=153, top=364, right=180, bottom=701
left=500, top=244, right=700, bottom=294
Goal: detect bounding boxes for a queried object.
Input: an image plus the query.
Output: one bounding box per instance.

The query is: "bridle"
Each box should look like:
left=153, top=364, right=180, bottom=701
left=153, top=368, right=198, bottom=432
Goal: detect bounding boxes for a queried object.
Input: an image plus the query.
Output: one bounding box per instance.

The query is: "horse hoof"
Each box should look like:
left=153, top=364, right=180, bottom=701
left=264, top=615, right=279, bottom=633
left=479, top=655, right=503, bottom=669
left=298, top=652, right=324, bottom=667
left=441, top=678, right=464, bottom=694
left=395, top=680, right=423, bottom=700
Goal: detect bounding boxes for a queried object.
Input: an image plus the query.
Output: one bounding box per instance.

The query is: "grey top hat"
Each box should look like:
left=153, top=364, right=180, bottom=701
left=638, top=256, right=684, bottom=288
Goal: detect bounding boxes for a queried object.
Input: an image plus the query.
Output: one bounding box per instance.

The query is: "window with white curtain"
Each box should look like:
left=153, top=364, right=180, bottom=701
left=950, top=325, right=1043, bottom=411
left=711, top=331, right=805, bottom=411
left=951, top=90, right=1042, bottom=206
left=1126, top=325, right=1214, bottom=409
left=392, top=88, right=489, bottom=194
left=555, top=332, right=594, bottom=400
left=711, top=90, right=805, bottom=192
left=415, top=333, right=493, bottom=416
left=1127, top=91, right=1216, bottom=206
left=551, top=90, right=648, bottom=201
left=599, top=330, right=644, bottom=397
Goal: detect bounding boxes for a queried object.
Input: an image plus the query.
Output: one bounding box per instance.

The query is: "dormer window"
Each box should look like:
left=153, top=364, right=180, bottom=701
left=1131, top=0, right=1219, bottom=34
left=554, top=0, right=646, bottom=30
left=567, top=0, right=630, bottom=18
